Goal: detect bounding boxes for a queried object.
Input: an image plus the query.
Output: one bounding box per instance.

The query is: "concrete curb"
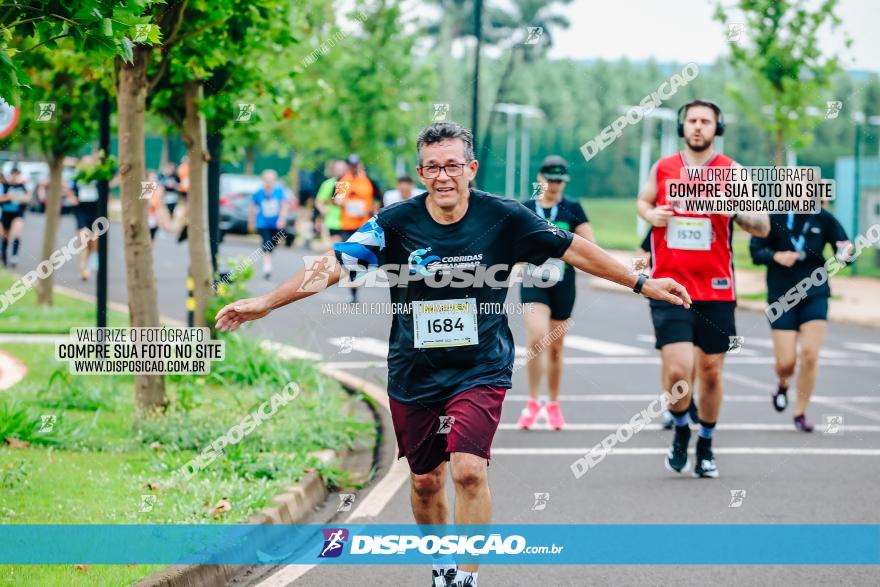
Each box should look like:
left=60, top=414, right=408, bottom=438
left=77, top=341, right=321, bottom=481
left=132, top=356, right=392, bottom=587
left=36, top=283, right=393, bottom=587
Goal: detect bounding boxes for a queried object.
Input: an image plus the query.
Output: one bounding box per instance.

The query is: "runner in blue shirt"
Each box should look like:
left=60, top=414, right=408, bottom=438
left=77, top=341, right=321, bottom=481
left=248, top=169, right=289, bottom=280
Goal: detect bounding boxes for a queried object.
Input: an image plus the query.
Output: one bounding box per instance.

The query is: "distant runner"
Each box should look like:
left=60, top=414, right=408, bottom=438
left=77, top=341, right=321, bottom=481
left=248, top=170, right=288, bottom=280
left=749, top=198, right=851, bottom=432
left=0, top=167, right=29, bottom=268
left=517, top=155, right=594, bottom=431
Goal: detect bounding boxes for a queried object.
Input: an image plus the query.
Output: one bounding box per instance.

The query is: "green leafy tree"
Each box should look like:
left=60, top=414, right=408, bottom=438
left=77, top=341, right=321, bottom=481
left=475, top=0, right=573, bottom=187
left=148, top=0, right=295, bottom=328
left=11, top=41, right=102, bottom=306
left=713, top=0, right=850, bottom=164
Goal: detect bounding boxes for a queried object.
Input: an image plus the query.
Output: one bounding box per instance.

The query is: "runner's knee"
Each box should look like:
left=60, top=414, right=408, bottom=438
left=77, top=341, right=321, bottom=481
left=776, top=359, right=795, bottom=378
left=450, top=454, right=487, bottom=489
left=799, top=347, right=820, bottom=369
left=411, top=468, right=445, bottom=498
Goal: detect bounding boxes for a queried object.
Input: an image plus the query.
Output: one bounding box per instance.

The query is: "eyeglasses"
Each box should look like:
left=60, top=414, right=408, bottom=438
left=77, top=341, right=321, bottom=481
left=419, top=162, right=469, bottom=179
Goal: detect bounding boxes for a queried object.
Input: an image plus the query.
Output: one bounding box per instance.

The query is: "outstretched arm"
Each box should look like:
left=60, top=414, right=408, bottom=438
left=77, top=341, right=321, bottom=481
left=560, top=234, right=691, bottom=308
left=215, top=251, right=343, bottom=332
left=733, top=213, right=770, bottom=237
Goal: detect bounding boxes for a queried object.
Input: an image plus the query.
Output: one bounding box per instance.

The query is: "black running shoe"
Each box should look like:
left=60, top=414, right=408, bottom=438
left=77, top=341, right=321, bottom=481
left=431, top=567, right=456, bottom=587
left=665, top=424, right=691, bottom=473
left=794, top=414, right=814, bottom=433
left=693, top=437, right=719, bottom=478
left=773, top=383, right=788, bottom=412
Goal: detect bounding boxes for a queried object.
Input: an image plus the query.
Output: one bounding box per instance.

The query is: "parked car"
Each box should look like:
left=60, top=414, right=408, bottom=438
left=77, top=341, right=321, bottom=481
left=218, top=173, right=297, bottom=240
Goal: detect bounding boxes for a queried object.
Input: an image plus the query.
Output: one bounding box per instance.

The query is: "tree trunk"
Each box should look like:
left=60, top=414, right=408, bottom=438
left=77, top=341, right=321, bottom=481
left=289, top=150, right=301, bottom=199
left=181, top=81, right=212, bottom=329
left=35, top=157, right=64, bottom=306
left=774, top=127, right=785, bottom=166
left=437, top=2, right=453, bottom=102
left=244, top=146, right=256, bottom=175
left=117, top=46, right=167, bottom=415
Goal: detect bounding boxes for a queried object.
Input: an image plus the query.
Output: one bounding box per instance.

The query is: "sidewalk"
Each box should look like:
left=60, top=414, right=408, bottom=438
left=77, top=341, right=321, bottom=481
left=592, top=250, right=880, bottom=328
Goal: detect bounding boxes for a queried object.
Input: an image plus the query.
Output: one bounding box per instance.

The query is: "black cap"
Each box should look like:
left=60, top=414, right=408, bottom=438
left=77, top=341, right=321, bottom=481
left=539, top=155, right=569, bottom=182
left=346, top=154, right=361, bottom=165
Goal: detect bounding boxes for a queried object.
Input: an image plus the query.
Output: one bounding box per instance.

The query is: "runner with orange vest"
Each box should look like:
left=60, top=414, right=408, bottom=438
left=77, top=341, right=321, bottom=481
left=336, top=154, right=379, bottom=302
left=636, top=99, right=770, bottom=478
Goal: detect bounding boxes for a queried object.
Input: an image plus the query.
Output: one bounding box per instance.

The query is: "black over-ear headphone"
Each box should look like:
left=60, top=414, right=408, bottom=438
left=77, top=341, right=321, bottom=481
left=677, top=100, right=725, bottom=137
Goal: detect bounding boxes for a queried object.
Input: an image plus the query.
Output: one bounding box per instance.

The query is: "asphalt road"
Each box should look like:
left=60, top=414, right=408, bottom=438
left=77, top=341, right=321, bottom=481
left=12, top=215, right=880, bottom=586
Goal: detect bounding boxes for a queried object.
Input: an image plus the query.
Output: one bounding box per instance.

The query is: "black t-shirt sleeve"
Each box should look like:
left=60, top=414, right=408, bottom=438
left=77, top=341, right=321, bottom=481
left=640, top=228, right=652, bottom=253
left=570, top=200, right=589, bottom=227
left=824, top=210, right=849, bottom=245
left=511, top=202, right=574, bottom=265
left=749, top=233, right=776, bottom=266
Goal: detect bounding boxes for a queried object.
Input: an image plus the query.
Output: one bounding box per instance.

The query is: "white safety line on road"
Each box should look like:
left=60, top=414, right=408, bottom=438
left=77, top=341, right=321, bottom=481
left=563, top=334, right=648, bottom=356
left=505, top=393, right=880, bottom=403
left=328, top=336, right=389, bottom=358
left=254, top=460, right=411, bottom=587
left=496, top=423, right=880, bottom=432
left=261, top=340, right=322, bottom=361
left=491, top=447, right=880, bottom=456
left=724, top=371, right=880, bottom=424
left=639, top=333, right=864, bottom=359
left=512, top=356, right=876, bottom=367
left=323, top=360, right=386, bottom=370
left=844, top=342, right=880, bottom=355
left=347, top=458, right=410, bottom=521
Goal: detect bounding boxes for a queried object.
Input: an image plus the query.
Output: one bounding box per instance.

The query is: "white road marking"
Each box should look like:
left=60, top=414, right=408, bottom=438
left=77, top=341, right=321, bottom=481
left=638, top=334, right=855, bottom=358
left=328, top=336, right=388, bottom=358
left=347, top=458, right=410, bottom=521
left=322, top=361, right=385, bottom=370
left=512, top=357, right=876, bottom=367
left=253, top=460, right=411, bottom=587
left=844, top=342, right=880, bottom=355
left=492, top=447, right=880, bottom=456
left=563, top=335, right=647, bottom=356
left=0, top=334, right=67, bottom=344
left=497, top=423, right=880, bottom=432
left=505, top=393, right=880, bottom=403
left=724, top=371, right=880, bottom=423
left=261, top=340, right=322, bottom=361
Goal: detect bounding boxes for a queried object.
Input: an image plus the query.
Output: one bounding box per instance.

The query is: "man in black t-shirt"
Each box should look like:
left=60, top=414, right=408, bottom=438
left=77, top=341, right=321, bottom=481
left=750, top=205, right=851, bottom=432
left=215, top=122, right=691, bottom=587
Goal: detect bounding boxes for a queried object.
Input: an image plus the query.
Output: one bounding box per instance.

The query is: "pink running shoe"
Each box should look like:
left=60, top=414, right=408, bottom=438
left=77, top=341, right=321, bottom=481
left=545, top=401, right=566, bottom=430
left=518, top=399, right=542, bottom=430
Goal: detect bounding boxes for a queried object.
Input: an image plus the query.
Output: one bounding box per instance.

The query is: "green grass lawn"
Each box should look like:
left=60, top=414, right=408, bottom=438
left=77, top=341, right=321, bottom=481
left=0, top=274, right=373, bottom=586
left=580, top=198, right=880, bottom=278
left=0, top=271, right=130, bottom=333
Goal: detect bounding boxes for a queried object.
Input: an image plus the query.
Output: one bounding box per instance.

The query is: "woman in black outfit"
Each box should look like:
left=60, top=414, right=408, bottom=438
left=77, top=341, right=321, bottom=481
left=749, top=203, right=851, bottom=432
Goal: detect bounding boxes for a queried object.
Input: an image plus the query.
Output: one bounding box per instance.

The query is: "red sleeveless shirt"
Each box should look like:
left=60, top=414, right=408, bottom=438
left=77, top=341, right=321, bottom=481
left=650, top=152, right=737, bottom=302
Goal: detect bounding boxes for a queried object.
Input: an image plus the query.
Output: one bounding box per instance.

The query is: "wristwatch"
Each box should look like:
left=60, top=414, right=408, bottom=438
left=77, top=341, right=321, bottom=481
left=633, top=273, right=649, bottom=294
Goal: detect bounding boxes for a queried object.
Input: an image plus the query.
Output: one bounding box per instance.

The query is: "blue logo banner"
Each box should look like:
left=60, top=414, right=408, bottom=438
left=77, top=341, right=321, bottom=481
left=1, top=524, right=878, bottom=565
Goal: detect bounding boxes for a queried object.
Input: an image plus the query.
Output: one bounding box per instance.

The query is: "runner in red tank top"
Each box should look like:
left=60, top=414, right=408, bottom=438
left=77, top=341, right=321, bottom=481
left=636, top=100, right=769, bottom=479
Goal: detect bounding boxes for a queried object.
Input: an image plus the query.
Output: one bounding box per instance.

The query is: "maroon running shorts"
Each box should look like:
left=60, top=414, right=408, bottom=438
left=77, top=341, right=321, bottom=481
left=388, top=385, right=508, bottom=475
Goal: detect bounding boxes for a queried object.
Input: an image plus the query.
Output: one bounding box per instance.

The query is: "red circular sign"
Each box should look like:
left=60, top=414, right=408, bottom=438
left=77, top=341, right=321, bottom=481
left=0, top=99, right=20, bottom=139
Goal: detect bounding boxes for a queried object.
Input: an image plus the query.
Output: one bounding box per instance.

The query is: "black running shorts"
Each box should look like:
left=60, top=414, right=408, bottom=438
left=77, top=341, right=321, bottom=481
left=650, top=300, right=736, bottom=354
left=520, top=278, right=576, bottom=321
